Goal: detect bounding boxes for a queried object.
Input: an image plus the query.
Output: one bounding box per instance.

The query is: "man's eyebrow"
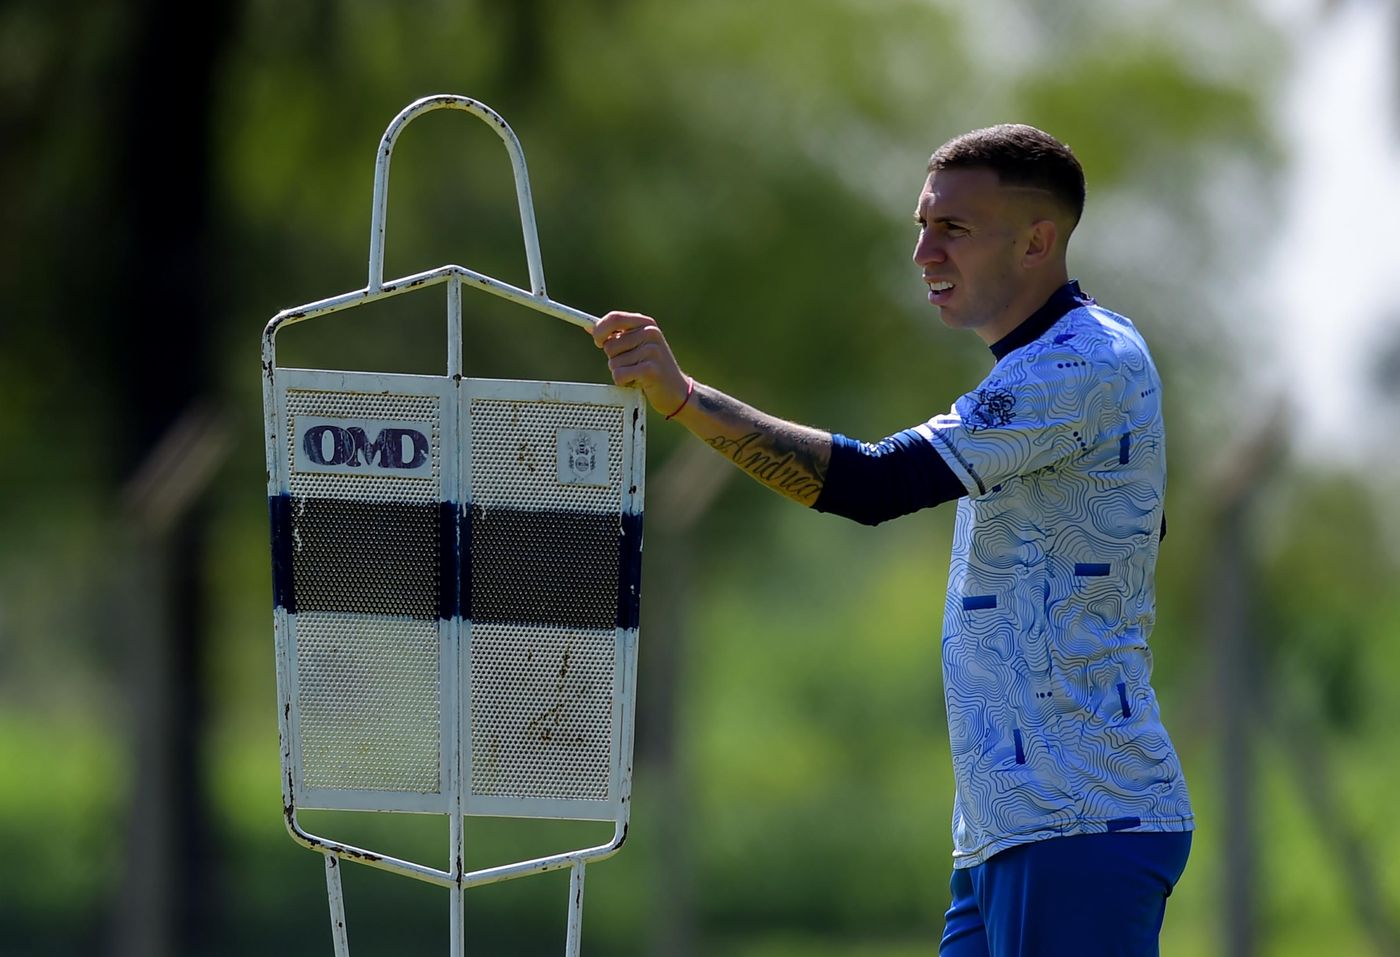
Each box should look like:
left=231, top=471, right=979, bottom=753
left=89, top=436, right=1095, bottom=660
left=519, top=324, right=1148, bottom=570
left=913, top=209, right=970, bottom=225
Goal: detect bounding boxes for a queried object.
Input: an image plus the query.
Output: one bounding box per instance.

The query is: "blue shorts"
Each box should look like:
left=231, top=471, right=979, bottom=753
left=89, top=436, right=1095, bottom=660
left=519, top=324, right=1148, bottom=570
left=939, top=831, right=1192, bottom=957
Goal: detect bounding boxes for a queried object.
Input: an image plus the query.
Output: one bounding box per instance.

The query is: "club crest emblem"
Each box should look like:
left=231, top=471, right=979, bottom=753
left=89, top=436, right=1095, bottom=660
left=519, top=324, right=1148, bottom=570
left=556, top=429, right=610, bottom=486
left=569, top=434, right=596, bottom=475
left=964, top=387, right=1016, bottom=432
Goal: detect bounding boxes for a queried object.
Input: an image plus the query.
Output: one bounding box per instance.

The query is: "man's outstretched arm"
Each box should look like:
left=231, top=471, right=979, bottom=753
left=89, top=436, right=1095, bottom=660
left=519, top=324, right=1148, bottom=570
left=593, top=310, right=831, bottom=506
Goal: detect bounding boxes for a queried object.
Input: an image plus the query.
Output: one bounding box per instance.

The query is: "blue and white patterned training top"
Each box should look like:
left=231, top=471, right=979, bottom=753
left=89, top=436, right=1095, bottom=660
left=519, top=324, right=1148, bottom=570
left=917, top=283, right=1194, bottom=868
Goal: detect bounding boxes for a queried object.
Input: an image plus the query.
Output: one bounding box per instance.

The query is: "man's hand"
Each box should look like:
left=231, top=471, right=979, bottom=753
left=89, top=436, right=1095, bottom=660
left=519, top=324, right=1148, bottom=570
left=593, top=308, right=832, bottom=507
left=592, top=311, right=691, bottom=419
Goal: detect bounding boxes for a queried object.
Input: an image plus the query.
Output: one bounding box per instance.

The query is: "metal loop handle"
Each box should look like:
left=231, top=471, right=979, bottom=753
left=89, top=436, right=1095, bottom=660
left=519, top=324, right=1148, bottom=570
left=368, top=95, right=548, bottom=297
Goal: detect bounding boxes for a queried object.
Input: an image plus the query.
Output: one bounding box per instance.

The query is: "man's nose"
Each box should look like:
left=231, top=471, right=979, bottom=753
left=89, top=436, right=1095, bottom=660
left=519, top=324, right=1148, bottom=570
left=913, top=233, right=944, bottom=265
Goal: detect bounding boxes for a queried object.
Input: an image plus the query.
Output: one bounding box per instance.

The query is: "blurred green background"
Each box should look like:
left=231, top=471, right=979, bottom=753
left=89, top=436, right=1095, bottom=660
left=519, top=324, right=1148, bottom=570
left=4, top=0, right=1400, bottom=954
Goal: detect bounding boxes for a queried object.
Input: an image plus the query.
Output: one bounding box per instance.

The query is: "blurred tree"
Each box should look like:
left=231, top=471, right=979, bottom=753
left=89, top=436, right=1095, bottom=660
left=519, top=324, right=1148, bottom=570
left=105, top=0, right=239, bottom=954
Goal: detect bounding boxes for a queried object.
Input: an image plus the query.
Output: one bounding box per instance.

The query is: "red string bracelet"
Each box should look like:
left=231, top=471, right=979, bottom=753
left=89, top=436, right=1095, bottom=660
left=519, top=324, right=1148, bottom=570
left=664, top=377, right=695, bottom=420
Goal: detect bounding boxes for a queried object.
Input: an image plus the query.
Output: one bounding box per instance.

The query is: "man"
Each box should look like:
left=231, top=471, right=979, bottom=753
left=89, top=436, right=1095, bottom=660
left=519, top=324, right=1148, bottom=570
left=594, top=124, right=1193, bottom=956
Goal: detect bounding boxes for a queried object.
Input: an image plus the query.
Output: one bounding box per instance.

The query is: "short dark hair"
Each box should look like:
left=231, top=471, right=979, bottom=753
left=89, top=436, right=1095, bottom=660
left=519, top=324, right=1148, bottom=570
left=928, top=124, right=1086, bottom=228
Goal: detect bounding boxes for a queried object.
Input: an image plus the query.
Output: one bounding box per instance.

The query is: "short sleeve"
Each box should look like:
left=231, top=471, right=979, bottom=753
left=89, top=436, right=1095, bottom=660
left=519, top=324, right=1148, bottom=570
left=916, top=348, right=1116, bottom=497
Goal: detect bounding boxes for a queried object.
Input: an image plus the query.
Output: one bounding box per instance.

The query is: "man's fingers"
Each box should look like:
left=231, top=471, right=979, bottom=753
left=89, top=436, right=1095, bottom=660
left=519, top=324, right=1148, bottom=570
left=592, top=310, right=656, bottom=347
left=606, top=359, right=639, bottom=388
left=606, top=348, right=664, bottom=384
left=598, top=323, right=666, bottom=360
left=594, top=310, right=688, bottom=414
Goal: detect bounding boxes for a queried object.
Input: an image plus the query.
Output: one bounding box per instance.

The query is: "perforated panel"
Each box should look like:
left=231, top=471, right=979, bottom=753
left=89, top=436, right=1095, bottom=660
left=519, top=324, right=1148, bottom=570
left=469, top=399, right=624, bottom=510
left=286, top=389, right=442, bottom=503
left=469, top=507, right=620, bottom=628
left=296, top=613, right=442, bottom=793
left=271, top=376, right=641, bottom=817
left=469, top=624, right=615, bottom=801
left=290, top=498, right=445, bottom=618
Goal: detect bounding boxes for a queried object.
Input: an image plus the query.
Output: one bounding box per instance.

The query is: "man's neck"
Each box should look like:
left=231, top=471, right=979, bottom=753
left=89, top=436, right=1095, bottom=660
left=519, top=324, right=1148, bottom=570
left=974, top=270, right=1071, bottom=346
left=988, top=278, right=1091, bottom=361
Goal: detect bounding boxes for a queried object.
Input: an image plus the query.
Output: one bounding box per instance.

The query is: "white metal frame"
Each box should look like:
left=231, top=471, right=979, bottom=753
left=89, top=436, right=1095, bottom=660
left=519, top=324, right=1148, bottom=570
left=261, top=95, right=643, bottom=957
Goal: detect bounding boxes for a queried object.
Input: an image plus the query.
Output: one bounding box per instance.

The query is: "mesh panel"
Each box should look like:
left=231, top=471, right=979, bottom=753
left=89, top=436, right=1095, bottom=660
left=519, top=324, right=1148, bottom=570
left=296, top=613, right=442, bottom=793
left=470, top=399, right=623, bottom=511
left=469, top=624, right=615, bottom=801
left=287, top=389, right=442, bottom=503
left=469, top=507, right=619, bottom=628
left=277, top=384, right=636, bottom=809
left=290, top=498, right=443, bottom=619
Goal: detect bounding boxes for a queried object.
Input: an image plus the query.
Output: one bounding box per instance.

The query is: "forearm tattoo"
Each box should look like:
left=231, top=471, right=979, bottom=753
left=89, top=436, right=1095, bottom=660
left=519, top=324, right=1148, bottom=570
left=692, top=386, right=829, bottom=505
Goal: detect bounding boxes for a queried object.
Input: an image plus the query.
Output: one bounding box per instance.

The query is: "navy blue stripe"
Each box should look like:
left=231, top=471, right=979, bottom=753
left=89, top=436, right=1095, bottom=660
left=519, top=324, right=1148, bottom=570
left=1106, top=816, right=1141, bottom=832
left=1116, top=681, right=1132, bottom=719
left=962, top=594, right=997, bottom=611
left=438, top=502, right=460, bottom=621
left=268, top=494, right=296, bottom=613
left=616, top=511, right=644, bottom=630
left=1013, top=728, right=1025, bottom=764
left=1074, top=562, right=1111, bottom=577
left=1119, top=433, right=1131, bottom=465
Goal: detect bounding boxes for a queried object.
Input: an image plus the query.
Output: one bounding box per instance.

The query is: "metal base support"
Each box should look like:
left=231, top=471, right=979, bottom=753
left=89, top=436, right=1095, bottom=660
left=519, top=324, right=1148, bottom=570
left=325, top=853, right=350, bottom=957
left=450, top=883, right=464, bottom=957
left=450, top=810, right=465, bottom=957
left=565, top=861, right=586, bottom=957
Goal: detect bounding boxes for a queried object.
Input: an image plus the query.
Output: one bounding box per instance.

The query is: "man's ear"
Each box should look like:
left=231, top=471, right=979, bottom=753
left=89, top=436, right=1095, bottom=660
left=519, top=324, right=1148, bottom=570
left=1023, top=218, right=1058, bottom=267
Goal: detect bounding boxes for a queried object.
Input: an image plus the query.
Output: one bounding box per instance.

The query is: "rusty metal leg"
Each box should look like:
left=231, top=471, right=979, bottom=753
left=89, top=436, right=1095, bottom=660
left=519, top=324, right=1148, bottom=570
left=450, top=882, right=464, bottom=957
left=450, top=811, right=464, bottom=957
left=564, top=861, right=586, bottom=956
left=325, top=853, right=350, bottom=956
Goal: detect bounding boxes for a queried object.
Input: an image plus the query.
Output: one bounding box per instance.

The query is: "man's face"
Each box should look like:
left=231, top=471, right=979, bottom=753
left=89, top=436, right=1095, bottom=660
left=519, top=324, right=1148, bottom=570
left=913, top=167, right=1038, bottom=339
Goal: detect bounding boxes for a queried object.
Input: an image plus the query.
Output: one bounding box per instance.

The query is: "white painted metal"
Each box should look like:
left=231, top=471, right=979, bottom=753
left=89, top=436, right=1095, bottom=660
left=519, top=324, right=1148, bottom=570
left=277, top=367, right=456, bottom=818
left=450, top=810, right=464, bottom=957
left=267, top=261, right=597, bottom=342
left=262, top=95, right=642, bottom=957
left=458, top=821, right=628, bottom=890
left=368, top=95, right=550, bottom=299
left=453, top=354, right=470, bottom=957
left=446, top=258, right=465, bottom=957
left=325, top=854, right=350, bottom=957
left=447, top=273, right=463, bottom=379
left=565, top=861, right=586, bottom=957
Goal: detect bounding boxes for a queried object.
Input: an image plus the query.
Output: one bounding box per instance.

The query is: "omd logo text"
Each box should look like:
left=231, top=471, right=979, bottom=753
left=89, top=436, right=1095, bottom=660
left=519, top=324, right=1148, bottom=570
left=293, top=417, right=434, bottom=477
left=304, top=425, right=428, bottom=469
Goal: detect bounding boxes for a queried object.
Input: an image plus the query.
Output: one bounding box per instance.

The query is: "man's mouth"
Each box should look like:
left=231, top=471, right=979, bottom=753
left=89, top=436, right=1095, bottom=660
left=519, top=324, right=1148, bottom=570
left=926, top=280, right=955, bottom=304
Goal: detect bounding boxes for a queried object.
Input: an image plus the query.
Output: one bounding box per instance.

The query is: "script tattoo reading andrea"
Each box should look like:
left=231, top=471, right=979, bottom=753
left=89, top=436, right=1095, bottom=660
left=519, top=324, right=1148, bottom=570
left=707, top=431, right=826, bottom=501
left=694, top=388, right=827, bottom=504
